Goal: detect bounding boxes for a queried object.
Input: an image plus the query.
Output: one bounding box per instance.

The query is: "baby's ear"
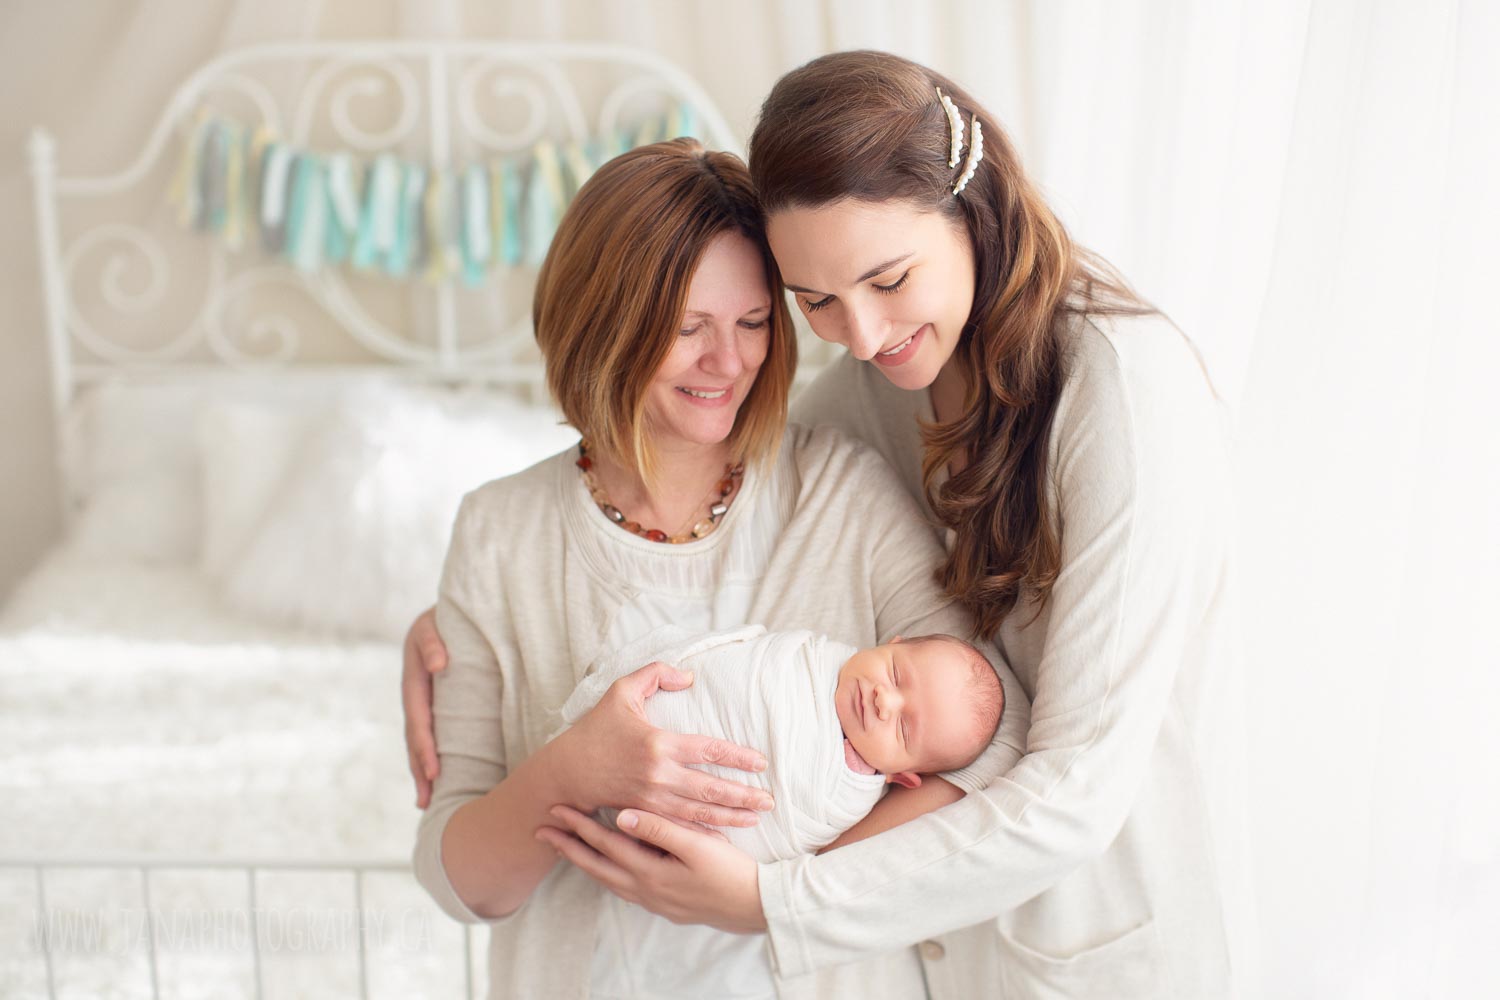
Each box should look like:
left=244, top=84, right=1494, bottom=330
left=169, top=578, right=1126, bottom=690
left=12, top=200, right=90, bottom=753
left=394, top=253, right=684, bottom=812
left=887, top=771, right=922, bottom=789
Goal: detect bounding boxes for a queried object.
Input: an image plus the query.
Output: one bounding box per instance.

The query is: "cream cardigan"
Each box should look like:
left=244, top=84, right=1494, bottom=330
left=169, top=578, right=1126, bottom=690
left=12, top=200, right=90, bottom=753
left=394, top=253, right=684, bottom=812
left=413, top=424, right=1029, bottom=999
left=780, top=311, right=1255, bottom=999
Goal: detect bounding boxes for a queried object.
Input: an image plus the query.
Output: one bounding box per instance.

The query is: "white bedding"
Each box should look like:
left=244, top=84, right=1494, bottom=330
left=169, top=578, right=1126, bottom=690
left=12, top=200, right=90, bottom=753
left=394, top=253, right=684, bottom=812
left=0, top=551, right=412, bottom=860
left=0, top=551, right=469, bottom=998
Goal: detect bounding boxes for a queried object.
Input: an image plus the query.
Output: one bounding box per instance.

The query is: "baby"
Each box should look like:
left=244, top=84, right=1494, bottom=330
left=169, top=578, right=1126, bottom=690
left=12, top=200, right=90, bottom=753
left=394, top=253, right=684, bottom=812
left=557, top=624, right=1004, bottom=862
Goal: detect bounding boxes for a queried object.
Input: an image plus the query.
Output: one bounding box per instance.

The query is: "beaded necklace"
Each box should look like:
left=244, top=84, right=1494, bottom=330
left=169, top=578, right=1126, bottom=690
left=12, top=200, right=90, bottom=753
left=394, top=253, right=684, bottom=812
left=575, top=442, right=745, bottom=544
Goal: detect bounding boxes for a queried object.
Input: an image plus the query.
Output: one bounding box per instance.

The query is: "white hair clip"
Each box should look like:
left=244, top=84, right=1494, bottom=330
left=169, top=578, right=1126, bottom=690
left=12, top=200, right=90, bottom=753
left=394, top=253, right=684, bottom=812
left=936, top=87, right=965, bottom=168
left=952, top=115, right=983, bottom=196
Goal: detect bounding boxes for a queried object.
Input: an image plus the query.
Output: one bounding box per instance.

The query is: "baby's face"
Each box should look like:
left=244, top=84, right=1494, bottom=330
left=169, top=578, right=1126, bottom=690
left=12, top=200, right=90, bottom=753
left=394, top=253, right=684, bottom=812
left=834, top=637, right=980, bottom=784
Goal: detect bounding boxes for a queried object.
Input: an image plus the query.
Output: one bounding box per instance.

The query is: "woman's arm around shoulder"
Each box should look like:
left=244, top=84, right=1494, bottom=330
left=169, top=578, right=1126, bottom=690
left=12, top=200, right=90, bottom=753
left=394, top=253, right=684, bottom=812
left=756, top=322, right=1233, bottom=977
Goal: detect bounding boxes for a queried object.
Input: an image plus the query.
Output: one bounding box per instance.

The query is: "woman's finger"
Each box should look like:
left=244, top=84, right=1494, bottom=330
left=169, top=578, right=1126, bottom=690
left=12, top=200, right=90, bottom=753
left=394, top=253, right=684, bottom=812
left=535, top=827, right=639, bottom=901
left=661, top=815, right=730, bottom=842
left=682, top=768, right=775, bottom=814
left=411, top=608, right=449, bottom=675
left=675, top=733, right=768, bottom=775
left=408, top=749, right=433, bottom=809
left=661, top=794, right=760, bottom=830
left=618, top=661, right=695, bottom=707
left=546, top=806, right=668, bottom=878
left=401, top=637, right=440, bottom=804
left=615, top=809, right=708, bottom=863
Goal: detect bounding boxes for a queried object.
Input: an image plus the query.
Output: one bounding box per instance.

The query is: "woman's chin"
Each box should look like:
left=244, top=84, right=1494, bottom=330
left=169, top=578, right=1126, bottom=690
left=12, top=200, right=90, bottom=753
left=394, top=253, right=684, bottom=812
left=870, top=355, right=939, bottom=392
left=657, top=416, right=741, bottom=451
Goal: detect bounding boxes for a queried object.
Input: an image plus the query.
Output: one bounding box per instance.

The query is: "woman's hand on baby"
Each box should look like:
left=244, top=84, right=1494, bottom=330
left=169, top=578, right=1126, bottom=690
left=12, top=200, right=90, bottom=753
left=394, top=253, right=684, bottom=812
left=556, top=661, right=774, bottom=829
left=538, top=805, right=766, bottom=934
left=402, top=606, right=449, bottom=809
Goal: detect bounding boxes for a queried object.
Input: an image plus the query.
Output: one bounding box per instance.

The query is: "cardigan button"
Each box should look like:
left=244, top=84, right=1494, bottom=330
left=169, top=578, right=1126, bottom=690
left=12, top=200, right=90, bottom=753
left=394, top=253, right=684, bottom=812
left=918, top=939, right=946, bottom=961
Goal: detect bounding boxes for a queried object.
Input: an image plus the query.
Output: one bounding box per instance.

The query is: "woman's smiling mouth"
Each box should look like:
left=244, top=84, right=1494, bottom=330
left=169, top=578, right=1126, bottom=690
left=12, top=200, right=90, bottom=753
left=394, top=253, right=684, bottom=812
left=676, top=385, right=733, bottom=405
left=872, top=325, right=927, bottom=367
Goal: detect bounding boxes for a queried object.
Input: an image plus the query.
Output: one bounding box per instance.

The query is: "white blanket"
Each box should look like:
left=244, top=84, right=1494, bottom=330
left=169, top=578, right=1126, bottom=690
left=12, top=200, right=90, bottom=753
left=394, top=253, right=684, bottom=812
left=559, top=625, right=886, bottom=862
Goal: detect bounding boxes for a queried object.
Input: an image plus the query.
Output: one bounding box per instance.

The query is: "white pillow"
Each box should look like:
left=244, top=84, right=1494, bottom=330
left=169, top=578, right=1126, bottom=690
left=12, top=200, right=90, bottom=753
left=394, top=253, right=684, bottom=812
left=62, top=470, right=201, bottom=565
left=60, top=382, right=208, bottom=564
left=61, top=376, right=378, bottom=566
left=221, top=387, right=577, bottom=640
left=196, top=402, right=306, bottom=581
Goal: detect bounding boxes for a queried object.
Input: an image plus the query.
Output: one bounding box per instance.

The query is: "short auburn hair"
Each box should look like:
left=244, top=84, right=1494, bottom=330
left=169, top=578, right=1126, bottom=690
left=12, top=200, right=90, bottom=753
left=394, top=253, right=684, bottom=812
left=533, top=138, right=797, bottom=481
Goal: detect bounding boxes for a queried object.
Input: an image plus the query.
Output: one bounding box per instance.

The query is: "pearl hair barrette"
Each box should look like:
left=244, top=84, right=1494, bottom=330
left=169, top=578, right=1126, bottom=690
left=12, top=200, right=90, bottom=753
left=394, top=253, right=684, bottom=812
left=953, top=116, right=983, bottom=195
left=935, top=86, right=984, bottom=196
left=936, top=87, right=965, bottom=168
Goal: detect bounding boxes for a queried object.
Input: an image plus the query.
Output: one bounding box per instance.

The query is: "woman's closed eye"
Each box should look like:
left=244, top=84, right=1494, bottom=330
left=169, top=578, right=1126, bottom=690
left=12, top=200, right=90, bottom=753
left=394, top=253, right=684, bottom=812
left=802, top=272, right=907, bottom=313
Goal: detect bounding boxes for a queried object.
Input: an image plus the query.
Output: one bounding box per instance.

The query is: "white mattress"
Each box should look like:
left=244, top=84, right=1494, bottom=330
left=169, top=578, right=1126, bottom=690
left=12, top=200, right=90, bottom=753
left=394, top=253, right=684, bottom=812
left=0, top=550, right=413, bottom=860
left=0, top=552, right=472, bottom=999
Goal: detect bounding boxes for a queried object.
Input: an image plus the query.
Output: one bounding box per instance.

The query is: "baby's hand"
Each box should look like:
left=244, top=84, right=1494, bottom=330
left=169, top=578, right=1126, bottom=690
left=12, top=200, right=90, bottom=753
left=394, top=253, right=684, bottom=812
left=843, top=738, right=878, bottom=775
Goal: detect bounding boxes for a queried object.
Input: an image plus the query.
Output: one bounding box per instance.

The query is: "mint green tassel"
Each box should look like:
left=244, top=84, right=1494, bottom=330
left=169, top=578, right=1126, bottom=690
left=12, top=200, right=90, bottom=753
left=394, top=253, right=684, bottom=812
left=500, top=159, right=522, bottom=266
left=386, top=162, right=425, bottom=277
left=200, top=121, right=229, bottom=233
left=352, top=155, right=400, bottom=271
left=524, top=142, right=567, bottom=267
left=461, top=164, right=490, bottom=286
left=286, top=155, right=327, bottom=273
left=324, top=153, right=359, bottom=264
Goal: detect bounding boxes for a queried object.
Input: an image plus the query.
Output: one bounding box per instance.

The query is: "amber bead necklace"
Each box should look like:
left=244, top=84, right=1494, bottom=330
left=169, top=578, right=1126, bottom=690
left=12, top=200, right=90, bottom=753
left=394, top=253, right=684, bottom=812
left=575, top=441, right=745, bottom=544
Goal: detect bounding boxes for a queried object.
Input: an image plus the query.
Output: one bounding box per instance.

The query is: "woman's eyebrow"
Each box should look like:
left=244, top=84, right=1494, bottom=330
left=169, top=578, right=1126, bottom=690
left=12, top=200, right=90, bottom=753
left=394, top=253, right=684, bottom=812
left=784, top=252, right=914, bottom=296
left=685, top=303, right=772, bottom=318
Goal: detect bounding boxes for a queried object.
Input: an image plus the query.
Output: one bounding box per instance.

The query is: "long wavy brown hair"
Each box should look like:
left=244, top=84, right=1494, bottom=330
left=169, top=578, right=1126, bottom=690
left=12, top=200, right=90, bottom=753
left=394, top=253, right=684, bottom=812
left=749, top=51, right=1152, bottom=636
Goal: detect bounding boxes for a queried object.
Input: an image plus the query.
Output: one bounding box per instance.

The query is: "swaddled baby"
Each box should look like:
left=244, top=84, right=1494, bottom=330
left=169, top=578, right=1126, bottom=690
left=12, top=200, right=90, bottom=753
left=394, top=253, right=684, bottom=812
left=557, top=624, right=1004, bottom=862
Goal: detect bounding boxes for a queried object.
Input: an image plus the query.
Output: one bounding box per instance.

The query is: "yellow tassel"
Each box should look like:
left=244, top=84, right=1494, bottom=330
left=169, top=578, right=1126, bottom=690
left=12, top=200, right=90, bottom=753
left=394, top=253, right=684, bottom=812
left=168, top=108, right=210, bottom=227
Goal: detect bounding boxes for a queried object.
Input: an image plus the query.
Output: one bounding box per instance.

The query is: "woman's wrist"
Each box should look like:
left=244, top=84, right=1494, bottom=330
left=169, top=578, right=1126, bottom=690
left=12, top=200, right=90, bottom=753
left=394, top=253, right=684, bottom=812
left=534, top=727, right=594, bottom=813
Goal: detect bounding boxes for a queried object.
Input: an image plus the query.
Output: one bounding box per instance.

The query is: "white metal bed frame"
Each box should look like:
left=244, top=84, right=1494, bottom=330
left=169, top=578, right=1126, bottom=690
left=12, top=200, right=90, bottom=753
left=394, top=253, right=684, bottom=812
left=15, top=39, right=748, bottom=1000
left=26, top=38, right=740, bottom=529
left=4, top=856, right=439, bottom=1000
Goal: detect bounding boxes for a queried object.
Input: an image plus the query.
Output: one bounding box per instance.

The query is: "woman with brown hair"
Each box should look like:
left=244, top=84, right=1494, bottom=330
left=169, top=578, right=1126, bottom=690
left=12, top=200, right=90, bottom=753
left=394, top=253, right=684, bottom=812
left=409, top=136, right=1026, bottom=999
left=523, top=52, right=1252, bottom=998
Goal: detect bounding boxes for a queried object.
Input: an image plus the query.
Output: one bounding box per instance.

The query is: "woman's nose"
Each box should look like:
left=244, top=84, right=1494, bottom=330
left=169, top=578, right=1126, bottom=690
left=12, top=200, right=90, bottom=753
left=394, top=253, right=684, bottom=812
left=701, top=329, right=745, bottom=378
left=842, top=304, right=885, bottom=362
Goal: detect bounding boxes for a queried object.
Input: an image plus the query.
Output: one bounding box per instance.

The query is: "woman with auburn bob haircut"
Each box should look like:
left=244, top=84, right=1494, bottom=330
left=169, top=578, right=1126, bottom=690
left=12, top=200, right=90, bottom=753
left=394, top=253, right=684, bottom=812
left=408, top=137, right=1028, bottom=1000
left=533, top=140, right=792, bottom=487
left=496, top=53, right=1252, bottom=999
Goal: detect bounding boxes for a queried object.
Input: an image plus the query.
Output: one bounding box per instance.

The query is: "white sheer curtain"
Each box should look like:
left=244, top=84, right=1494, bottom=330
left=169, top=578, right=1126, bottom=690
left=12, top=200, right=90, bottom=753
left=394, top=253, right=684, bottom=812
left=7, top=1, right=1495, bottom=994
left=987, top=4, right=1499, bottom=996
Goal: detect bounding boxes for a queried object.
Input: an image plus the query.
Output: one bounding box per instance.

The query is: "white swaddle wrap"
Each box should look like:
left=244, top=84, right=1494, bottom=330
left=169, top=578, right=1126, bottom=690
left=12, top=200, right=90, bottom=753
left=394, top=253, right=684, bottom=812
left=559, top=624, right=887, bottom=862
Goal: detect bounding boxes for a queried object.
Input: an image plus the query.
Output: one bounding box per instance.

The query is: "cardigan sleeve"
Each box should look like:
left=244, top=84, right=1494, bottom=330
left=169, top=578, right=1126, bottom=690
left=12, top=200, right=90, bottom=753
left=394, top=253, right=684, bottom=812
left=411, top=489, right=515, bottom=925
left=760, top=335, right=1228, bottom=977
